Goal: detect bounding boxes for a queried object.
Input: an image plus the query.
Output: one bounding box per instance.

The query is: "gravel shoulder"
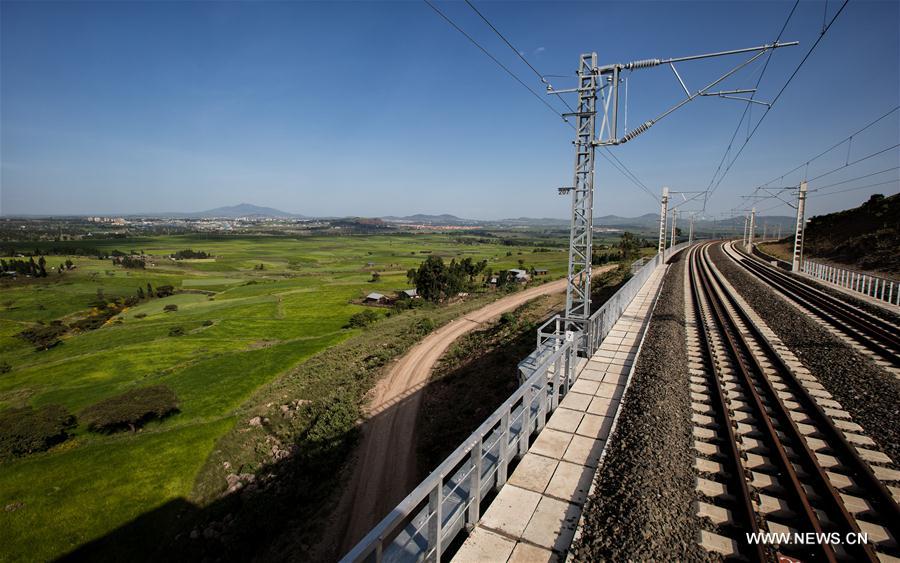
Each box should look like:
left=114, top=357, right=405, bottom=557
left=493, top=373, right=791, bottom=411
left=572, top=252, right=709, bottom=561
left=711, top=243, right=900, bottom=464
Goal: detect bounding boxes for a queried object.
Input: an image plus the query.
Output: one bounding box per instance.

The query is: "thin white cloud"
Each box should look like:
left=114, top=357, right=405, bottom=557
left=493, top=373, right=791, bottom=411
left=533, top=46, right=546, bottom=55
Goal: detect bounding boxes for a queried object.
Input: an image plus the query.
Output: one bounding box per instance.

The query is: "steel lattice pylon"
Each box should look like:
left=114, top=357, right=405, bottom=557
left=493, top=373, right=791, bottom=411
left=564, top=53, right=598, bottom=334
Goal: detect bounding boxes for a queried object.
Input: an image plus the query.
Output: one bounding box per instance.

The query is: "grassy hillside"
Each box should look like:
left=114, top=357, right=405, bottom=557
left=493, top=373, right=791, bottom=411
left=804, top=193, right=900, bottom=274
left=0, top=232, right=574, bottom=561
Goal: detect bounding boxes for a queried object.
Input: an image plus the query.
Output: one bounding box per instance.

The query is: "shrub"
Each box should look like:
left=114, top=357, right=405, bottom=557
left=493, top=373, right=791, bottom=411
left=202, top=320, right=214, bottom=327
left=0, top=362, right=11, bottom=375
left=0, top=404, right=75, bottom=461
left=156, top=285, right=175, bottom=298
left=81, top=384, right=179, bottom=433
left=169, top=326, right=185, bottom=337
left=69, top=316, right=107, bottom=332
left=134, top=313, right=147, bottom=319
left=163, top=304, right=178, bottom=312
left=500, top=312, right=516, bottom=325
left=416, top=317, right=435, bottom=334
left=347, top=310, right=378, bottom=328
left=17, top=322, right=67, bottom=351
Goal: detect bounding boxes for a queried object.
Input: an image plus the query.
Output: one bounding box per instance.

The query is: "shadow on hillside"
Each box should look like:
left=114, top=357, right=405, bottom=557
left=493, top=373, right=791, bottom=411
left=56, top=384, right=434, bottom=563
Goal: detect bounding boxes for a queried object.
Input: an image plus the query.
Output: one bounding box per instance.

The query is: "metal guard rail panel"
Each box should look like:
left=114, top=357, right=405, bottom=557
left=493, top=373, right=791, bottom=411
left=341, top=242, right=690, bottom=563
left=801, top=258, right=899, bottom=307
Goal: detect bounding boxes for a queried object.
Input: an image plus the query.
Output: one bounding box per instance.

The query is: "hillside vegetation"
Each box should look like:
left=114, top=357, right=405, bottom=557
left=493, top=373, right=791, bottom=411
left=0, top=232, right=575, bottom=561
left=803, top=193, right=899, bottom=274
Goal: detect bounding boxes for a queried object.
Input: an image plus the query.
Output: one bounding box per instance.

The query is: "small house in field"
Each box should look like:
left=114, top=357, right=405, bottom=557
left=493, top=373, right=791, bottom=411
left=364, top=292, right=386, bottom=304
left=509, top=269, right=531, bottom=283
left=534, top=268, right=548, bottom=276
left=398, top=289, right=418, bottom=299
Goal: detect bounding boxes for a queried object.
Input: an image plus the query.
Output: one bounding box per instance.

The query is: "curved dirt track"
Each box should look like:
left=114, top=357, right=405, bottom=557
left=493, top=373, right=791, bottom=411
left=334, top=268, right=614, bottom=557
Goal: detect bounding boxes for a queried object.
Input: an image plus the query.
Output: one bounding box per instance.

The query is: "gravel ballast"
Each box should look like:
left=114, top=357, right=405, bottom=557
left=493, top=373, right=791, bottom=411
left=571, top=252, right=708, bottom=561
left=711, top=244, right=900, bottom=464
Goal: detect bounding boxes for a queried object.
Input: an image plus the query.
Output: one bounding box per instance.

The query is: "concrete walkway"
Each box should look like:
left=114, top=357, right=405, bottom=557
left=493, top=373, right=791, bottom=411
left=452, top=267, right=668, bottom=562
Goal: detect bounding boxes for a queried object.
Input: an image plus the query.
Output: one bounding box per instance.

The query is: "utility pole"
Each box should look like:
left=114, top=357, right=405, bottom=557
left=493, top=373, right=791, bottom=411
left=670, top=209, right=678, bottom=249
left=746, top=207, right=756, bottom=252
left=742, top=214, right=749, bottom=246
left=791, top=180, right=808, bottom=272
left=563, top=53, right=598, bottom=335
left=550, top=40, right=796, bottom=344
left=762, top=222, right=767, bottom=240
left=658, top=187, right=669, bottom=259
left=688, top=214, right=695, bottom=244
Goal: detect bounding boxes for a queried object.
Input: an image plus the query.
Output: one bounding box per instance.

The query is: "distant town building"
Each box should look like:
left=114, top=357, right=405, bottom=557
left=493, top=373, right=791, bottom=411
left=398, top=289, right=418, bottom=299
left=364, top=292, right=386, bottom=304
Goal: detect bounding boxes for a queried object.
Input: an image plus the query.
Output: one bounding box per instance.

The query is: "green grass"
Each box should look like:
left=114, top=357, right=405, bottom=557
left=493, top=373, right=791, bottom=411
left=0, top=232, right=571, bottom=560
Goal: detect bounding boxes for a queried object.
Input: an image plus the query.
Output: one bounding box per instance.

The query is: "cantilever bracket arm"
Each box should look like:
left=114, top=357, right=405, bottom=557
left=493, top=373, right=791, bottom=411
left=586, top=40, right=798, bottom=147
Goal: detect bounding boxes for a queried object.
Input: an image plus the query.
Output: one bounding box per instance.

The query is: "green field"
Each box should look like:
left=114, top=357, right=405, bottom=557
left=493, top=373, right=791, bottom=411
left=0, top=232, right=571, bottom=561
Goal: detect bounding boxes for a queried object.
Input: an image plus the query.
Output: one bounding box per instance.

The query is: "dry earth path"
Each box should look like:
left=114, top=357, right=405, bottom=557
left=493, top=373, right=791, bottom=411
left=333, top=266, right=615, bottom=558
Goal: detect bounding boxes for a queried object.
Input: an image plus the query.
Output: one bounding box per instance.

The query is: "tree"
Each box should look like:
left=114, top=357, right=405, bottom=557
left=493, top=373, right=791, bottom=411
left=137, top=287, right=145, bottom=299
left=146, top=283, right=154, bottom=298
left=370, top=272, right=381, bottom=283
left=618, top=232, right=641, bottom=261
left=38, top=256, right=47, bottom=277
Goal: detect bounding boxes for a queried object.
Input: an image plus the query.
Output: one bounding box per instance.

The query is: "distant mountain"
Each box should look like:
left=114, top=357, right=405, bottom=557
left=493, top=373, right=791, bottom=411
left=149, top=203, right=300, bottom=219
left=595, top=213, right=659, bottom=228
left=192, top=203, right=298, bottom=218
left=381, top=213, right=478, bottom=225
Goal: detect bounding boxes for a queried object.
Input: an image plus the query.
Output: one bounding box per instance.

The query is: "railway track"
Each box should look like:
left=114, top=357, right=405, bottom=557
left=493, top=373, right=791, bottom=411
left=723, top=242, right=900, bottom=376
left=685, top=242, right=900, bottom=562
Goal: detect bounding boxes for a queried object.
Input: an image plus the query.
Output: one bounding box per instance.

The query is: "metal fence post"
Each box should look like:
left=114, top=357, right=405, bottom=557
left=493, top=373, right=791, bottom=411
left=467, top=439, right=482, bottom=527
left=520, top=385, right=532, bottom=456
left=427, top=481, right=443, bottom=563
left=497, top=412, right=510, bottom=489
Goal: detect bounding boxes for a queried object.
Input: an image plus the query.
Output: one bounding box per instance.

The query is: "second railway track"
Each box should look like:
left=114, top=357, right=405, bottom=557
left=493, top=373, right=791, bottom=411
left=686, top=241, right=900, bottom=562
left=723, top=241, right=900, bottom=375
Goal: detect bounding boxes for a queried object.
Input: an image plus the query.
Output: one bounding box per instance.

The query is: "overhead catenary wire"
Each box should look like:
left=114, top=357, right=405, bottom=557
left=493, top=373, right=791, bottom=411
left=806, top=144, right=900, bottom=183
left=811, top=166, right=900, bottom=192
left=705, top=0, right=850, bottom=204
left=422, top=0, right=567, bottom=123
left=704, top=0, right=801, bottom=207
left=754, top=105, right=899, bottom=189
left=459, top=0, right=659, bottom=203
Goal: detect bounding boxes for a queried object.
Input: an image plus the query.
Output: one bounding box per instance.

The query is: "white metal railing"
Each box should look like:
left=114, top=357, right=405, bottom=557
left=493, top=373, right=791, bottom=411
left=342, top=241, right=692, bottom=563
left=801, top=258, right=899, bottom=307
left=341, top=340, right=577, bottom=563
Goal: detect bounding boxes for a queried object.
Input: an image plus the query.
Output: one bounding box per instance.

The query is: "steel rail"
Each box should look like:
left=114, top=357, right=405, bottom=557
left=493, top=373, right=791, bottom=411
left=710, top=243, right=900, bottom=548
left=693, top=243, right=842, bottom=562
left=732, top=245, right=900, bottom=366
left=687, top=244, right=766, bottom=562
left=738, top=243, right=900, bottom=340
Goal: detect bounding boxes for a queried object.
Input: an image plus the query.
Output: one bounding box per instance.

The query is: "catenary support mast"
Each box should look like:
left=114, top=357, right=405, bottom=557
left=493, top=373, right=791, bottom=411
left=658, top=187, right=669, bottom=258
left=564, top=53, right=598, bottom=334
left=792, top=180, right=808, bottom=272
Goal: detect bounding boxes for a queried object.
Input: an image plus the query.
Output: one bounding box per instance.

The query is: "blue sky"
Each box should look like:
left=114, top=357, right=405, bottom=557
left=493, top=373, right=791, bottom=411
left=1, top=0, right=897, bottom=220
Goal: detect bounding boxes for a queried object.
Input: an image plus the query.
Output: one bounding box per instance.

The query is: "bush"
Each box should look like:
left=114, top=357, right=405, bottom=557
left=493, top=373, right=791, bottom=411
left=17, top=322, right=67, bottom=351
left=416, top=317, right=435, bottom=334
left=156, top=285, right=175, bottom=298
left=81, top=384, right=179, bottom=433
left=0, top=362, right=11, bottom=375
left=163, top=304, right=178, bottom=312
left=347, top=310, right=379, bottom=328
left=168, top=326, right=185, bottom=337
left=0, top=404, right=75, bottom=460
left=500, top=312, right=516, bottom=325
left=134, top=313, right=147, bottom=319
left=202, top=320, right=214, bottom=326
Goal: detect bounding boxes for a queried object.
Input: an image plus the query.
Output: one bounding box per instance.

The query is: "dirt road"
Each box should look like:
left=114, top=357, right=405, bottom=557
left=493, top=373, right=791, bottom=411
left=334, top=267, right=614, bottom=556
